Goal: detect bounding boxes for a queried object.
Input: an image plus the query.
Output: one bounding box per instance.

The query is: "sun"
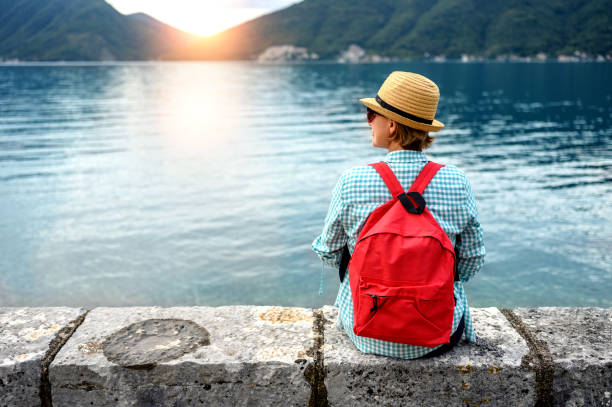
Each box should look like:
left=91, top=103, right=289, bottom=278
left=107, top=1, right=275, bottom=37
left=153, top=6, right=268, bottom=37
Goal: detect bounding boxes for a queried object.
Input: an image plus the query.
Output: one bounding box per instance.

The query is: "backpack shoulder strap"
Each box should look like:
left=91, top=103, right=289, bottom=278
left=409, top=162, right=445, bottom=194
left=369, top=162, right=404, bottom=197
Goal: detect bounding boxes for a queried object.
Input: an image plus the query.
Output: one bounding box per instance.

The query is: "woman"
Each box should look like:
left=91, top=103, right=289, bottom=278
left=312, top=71, right=485, bottom=359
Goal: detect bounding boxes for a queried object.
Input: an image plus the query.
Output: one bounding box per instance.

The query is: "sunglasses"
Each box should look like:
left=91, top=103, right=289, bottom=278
left=366, top=107, right=378, bottom=123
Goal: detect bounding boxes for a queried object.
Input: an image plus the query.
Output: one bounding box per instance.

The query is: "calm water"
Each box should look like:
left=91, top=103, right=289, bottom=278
left=0, top=62, right=610, bottom=308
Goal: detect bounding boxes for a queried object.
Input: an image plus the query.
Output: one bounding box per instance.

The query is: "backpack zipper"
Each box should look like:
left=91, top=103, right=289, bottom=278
left=368, top=294, right=390, bottom=313
left=369, top=294, right=378, bottom=313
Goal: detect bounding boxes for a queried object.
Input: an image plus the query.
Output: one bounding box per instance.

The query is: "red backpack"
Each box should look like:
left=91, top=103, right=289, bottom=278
left=348, top=161, right=457, bottom=347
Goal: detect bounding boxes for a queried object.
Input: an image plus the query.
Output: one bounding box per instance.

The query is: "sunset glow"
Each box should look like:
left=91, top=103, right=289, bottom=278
left=107, top=0, right=299, bottom=37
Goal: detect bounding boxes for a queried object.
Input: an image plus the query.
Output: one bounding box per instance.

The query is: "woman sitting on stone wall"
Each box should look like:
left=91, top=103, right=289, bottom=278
left=312, top=71, right=485, bottom=359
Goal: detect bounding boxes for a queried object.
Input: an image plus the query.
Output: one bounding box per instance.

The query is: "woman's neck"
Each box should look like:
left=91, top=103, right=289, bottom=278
left=387, top=144, right=421, bottom=153
left=387, top=141, right=404, bottom=152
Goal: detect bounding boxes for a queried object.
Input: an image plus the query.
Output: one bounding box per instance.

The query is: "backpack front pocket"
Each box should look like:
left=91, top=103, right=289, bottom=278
left=353, top=277, right=453, bottom=347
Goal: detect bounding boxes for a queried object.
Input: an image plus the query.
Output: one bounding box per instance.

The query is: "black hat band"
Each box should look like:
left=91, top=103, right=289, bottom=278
left=375, top=95, right=434, bottom=125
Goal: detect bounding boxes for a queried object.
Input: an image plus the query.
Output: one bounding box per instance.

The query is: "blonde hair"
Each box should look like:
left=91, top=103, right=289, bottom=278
left=391, top=122, right=434, bottom=151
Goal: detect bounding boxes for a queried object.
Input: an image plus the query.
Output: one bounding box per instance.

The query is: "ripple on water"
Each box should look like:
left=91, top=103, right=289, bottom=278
left=0, top=62, right=610, bottom=308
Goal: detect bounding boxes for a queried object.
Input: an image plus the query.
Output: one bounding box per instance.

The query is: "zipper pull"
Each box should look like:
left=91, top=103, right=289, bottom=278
left=369, top=295, right=378, bottom=313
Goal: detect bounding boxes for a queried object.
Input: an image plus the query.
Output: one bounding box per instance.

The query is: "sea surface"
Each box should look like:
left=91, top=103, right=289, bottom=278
left=0, top=61, right=610, bottom=308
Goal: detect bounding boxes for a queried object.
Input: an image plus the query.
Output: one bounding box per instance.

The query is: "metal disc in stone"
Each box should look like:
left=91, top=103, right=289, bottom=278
left=102, top=318, right=210, bottom=369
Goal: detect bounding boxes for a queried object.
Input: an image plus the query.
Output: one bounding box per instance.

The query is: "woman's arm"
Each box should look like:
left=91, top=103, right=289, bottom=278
left=312, top=173, right=348, bottom=268
left=456, top=176, right=486, bottom=282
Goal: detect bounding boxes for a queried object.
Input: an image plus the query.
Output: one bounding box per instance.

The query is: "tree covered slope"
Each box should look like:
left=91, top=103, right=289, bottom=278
left=1, top=0, right=610, bottom=61
left=0, top=0, right=196, bottom=61
left=169, top=0, right=612, bottom=60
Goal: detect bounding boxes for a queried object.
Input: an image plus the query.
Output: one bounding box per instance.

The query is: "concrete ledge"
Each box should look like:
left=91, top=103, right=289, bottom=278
left=322, top=306, right=535, bottom=406
left=0, top=307, right=86, bottom=407
left=514, top=307, right=612, bottom=407
left=0, top=306, right=610, bottom=406
left=50, top=307, right=314, bottom=406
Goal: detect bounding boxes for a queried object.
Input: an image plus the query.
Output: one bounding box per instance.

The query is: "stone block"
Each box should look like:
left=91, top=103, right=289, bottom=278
left=50, top=306, right=314, bottom=406
left=0, top=307, right=86, bottom=407
left=514, top=307, right=612, bottom=407
left=322, top=306, right=536, bottom=406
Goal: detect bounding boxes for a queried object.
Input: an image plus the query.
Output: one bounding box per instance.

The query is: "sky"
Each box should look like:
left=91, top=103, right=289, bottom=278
left=107, top=0, right=301, bottom=37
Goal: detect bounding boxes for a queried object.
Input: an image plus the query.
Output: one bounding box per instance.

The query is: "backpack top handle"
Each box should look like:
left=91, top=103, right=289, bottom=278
left=369, top=161, right=444, bottom=215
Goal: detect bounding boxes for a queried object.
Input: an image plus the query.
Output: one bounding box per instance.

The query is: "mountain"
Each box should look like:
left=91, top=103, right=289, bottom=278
left=0, top=0, right=196, bottom=61
left=168, top=0, right=612, bottom=60
left=1, top=0, right=610, bottom=61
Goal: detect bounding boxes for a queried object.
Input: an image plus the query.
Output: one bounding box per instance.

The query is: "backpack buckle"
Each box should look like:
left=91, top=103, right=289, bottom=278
left=397, top=192, right=426, bottom=214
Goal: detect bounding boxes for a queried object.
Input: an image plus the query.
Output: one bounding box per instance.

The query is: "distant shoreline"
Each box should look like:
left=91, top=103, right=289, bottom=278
left=1, top=59, right=610, bottom=66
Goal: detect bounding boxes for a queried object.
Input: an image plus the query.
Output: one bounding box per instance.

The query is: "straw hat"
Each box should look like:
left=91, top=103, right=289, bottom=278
left=360, top=71, right=444, bottom=132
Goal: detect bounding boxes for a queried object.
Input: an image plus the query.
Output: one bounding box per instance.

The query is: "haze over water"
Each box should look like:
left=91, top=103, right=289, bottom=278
left=1, top=62, right=610, bottom=308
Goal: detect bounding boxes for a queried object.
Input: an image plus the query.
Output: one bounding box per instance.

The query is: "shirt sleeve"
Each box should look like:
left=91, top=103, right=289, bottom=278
left=456, top=175, right=486, bottom=282
left=312, top=172, right=348, bottom=268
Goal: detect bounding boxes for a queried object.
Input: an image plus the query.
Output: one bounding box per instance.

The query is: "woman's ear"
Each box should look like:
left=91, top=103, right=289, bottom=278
left=388, top=119, right=397, bottom=138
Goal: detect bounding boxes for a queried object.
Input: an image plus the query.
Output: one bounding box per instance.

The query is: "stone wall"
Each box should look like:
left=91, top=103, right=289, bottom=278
left=1, top=306, right=610, bottom=406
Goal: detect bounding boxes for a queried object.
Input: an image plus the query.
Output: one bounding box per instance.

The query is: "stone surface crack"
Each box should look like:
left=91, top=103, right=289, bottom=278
left=304, top=309, right=329, bottom=407
left=40, top=309, right=89, bottom=407
left=499, top=308, right=554, bottom=407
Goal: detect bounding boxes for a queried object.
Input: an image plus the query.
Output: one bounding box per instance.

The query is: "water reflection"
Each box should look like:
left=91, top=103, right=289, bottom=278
left=0, top=62, right=610, bottom=308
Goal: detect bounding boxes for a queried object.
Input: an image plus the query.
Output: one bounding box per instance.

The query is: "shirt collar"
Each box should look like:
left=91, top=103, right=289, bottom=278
left=384, top=150, right=429, bottom=163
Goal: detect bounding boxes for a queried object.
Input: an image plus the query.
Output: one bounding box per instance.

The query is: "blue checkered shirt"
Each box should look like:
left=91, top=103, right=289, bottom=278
left=312, top=150, right=485, bottom=359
